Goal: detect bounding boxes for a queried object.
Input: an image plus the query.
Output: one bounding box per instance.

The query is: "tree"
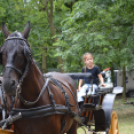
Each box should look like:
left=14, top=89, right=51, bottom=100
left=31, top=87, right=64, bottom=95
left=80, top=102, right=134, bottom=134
left=0, top=0, right=70, bottom=72
left=22, top=0, right=70, bottom=72
left=55, top=0, right=134, bottom=99
left=39, top=0, right=64, bottom=72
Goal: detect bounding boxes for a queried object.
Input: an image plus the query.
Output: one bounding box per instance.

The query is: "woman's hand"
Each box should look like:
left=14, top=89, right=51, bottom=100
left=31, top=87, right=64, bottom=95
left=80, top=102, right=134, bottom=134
left=98, top=74, right=105, bottom=87
left=101, top=83, right=105, bottom=87
left=78, top=87, right=81, bottom=92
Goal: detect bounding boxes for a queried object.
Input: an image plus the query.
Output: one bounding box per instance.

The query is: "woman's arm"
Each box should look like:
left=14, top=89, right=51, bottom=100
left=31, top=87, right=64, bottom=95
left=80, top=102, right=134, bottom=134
left=78, top=79, right=83, bottom=91
left=98, top=73, right=105, bottom=87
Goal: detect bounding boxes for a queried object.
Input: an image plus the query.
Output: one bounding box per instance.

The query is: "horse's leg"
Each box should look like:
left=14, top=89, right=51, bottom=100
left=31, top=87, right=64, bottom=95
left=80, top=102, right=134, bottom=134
left=67, top=121, right=78, bottom=134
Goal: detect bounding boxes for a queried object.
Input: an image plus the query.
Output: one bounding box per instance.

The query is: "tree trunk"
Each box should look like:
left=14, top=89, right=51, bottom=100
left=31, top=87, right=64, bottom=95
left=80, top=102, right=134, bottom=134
left=42, top=48, right=47, bottom=73
left=122, top=65, right=127, bottom=101
left=43, top=0, right=64, bottom=72
left=110, top=62, right=114, bottom=85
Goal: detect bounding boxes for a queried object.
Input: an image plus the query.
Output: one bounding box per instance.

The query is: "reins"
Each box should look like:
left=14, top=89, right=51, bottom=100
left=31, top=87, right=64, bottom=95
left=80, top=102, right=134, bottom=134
left=17, top=78, right=50, bottom=106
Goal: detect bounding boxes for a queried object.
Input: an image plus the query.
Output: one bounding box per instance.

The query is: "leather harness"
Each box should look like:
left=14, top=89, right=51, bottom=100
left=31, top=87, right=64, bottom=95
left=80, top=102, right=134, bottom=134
left=0, top=76, right=81, bottom=132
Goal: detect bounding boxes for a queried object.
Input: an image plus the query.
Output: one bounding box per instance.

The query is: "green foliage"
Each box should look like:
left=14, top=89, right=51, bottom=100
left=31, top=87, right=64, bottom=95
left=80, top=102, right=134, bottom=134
left=0, top=0, right=70, bottom=70
left=1, top=0, right=134, bottom=73
left=55, top=0, right=134, bottom=72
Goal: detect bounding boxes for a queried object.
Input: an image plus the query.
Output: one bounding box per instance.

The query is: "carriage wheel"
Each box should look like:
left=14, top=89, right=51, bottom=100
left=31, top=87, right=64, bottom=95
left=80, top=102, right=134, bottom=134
left=109, top=111, right=119, bottom=134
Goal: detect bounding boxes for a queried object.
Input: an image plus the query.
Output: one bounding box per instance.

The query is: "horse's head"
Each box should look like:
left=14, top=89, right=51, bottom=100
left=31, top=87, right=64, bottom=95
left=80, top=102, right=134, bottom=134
left=0, top=22, right=32, bottom=95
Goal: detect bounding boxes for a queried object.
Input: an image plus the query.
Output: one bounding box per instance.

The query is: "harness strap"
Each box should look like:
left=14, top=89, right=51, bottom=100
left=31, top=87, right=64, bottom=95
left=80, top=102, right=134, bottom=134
left=60, top=114, right=67, bottom=134
left=0, top=104, right=83, bottom=130
left=48, top=77, right=78, bottom=134
left=17, top=78, right=50, bottom=106
left=5, top=64, right=22, bottom=75
left=50, top=78, right=79, bottom=109
left=10, top=104, right=69, bottom=118
left=0, top=86, right=7, bottom=120
left=49, top=78, right=70, bottom=107
left=6, top=37, right=26, bottom=41
left=47, top=86, right=56, bottom=108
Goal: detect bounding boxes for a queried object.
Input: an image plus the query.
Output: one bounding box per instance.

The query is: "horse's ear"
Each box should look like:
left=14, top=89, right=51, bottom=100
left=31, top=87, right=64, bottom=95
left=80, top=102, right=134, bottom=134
left=22, top=21, right=30, bottom=39
left=2, top=22, right=10, bottom=38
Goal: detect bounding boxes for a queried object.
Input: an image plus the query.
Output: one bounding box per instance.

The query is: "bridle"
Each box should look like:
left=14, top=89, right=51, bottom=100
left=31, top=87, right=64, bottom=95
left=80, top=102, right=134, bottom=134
left=5, top=36, right=32, bottom=83
left=1, top=35, right=32, bottom=109
left=2, top=36, right=56, bottom=108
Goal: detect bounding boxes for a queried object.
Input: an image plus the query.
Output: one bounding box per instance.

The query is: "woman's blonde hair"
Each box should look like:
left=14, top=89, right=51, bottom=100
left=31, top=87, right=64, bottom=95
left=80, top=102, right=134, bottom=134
left=82, top=53, right=93, bottom=62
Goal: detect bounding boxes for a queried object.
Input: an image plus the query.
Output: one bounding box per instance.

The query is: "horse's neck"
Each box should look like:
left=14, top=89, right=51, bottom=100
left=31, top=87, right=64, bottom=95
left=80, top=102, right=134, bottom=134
left=21, top=62, right=45, bottom=101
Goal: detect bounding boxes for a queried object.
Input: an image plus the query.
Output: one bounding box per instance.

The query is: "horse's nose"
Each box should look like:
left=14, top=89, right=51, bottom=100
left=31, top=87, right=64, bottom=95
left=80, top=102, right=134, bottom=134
left=2, top=78, right=16, bottom=95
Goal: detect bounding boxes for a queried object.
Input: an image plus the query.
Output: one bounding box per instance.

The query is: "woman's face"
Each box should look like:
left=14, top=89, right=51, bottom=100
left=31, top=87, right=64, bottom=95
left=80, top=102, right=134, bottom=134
left=84, top=55, right=94, bottom=66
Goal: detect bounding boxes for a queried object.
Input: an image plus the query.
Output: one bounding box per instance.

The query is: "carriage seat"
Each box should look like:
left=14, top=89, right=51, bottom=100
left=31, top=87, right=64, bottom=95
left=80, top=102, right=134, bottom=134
left=83, top=94, right=100, bottom=109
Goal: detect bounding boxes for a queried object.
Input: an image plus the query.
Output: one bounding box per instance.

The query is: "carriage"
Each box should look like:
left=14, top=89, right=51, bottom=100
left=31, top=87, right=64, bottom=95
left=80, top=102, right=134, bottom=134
left=66, top=72, right=121, bottom=134
left=0, top=22, right=122, bottom=134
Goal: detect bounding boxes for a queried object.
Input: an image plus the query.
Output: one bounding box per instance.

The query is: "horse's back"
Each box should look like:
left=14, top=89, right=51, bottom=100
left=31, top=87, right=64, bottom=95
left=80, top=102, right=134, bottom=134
left=45, top=72, right=77, bottom=96
left=44, top=72, right=79, bottom=134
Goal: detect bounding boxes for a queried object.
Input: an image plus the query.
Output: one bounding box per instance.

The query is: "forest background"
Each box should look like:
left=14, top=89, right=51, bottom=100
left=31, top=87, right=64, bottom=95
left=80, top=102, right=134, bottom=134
left=0, top=0, right=134, bottom=99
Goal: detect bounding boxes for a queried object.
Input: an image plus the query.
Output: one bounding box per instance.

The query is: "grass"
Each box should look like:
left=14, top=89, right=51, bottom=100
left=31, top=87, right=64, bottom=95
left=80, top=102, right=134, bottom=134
left=77, top=95, right=134, bottom=134
left=118, top=116, right=134, bottom=134
left=114, top=95, right=134, bottom=134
